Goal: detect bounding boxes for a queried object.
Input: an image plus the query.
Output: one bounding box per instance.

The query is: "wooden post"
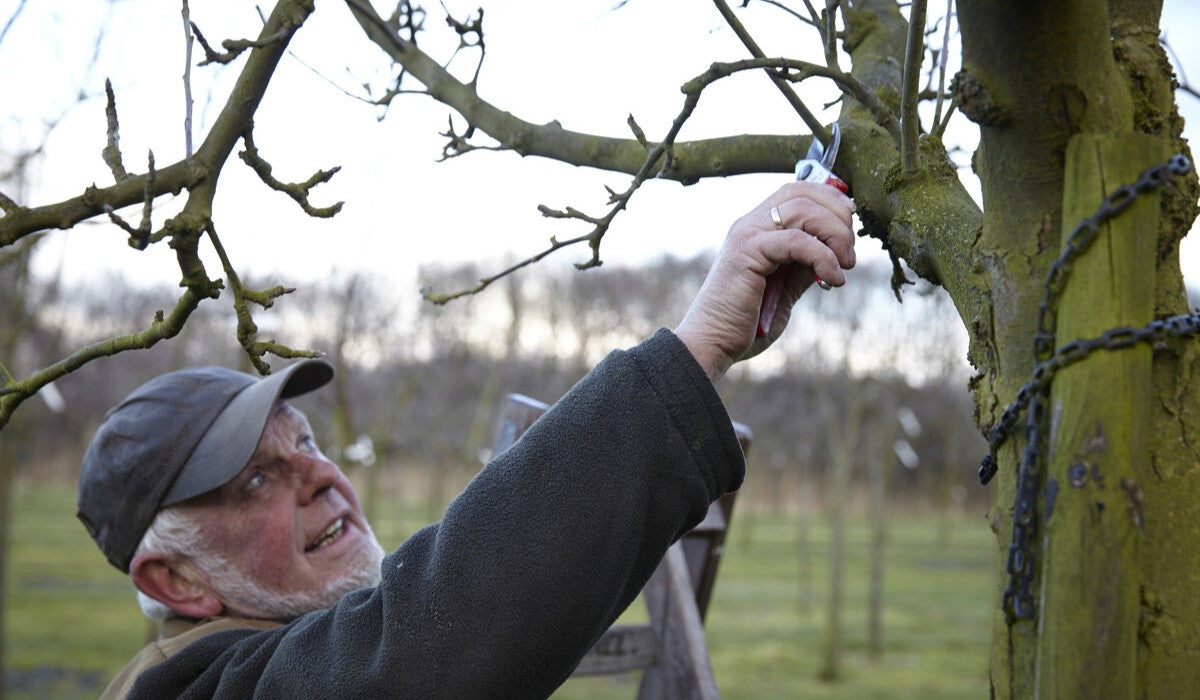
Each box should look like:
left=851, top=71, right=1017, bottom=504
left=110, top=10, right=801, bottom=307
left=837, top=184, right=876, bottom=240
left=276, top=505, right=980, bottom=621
left=1036, top=134, right=1164, bottom=696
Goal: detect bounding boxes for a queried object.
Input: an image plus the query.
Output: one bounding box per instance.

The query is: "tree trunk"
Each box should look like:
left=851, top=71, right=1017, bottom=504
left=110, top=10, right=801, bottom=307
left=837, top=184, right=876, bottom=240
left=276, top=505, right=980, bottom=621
left=818, top=392, right=862, bottom=682
left=795, top=463, right=812, bottom=614
left=817, top=440, right=849, bottom=682
left=956, top=1, right=1200, bottom=695
left=867, top=448, right=887, bottom=660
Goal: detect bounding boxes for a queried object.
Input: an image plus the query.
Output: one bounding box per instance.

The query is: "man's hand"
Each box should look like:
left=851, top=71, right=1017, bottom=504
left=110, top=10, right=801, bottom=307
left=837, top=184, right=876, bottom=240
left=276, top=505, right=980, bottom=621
left=674, top=181, right=856, bottom=381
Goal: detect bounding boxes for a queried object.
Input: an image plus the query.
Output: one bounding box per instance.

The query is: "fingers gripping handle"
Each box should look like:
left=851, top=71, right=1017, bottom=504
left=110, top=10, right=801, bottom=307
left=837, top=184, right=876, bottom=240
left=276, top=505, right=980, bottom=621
left=755, top=170, right=849, bottom=338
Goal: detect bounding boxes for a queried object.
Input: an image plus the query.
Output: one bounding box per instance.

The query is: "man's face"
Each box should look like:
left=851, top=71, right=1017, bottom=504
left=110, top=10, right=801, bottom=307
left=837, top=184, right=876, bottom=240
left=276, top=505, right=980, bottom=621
left=182, top=403, right=385, bottom=619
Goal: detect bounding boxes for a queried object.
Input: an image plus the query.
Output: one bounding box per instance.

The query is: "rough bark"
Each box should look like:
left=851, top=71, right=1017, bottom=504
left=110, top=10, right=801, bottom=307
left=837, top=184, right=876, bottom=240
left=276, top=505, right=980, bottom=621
left=954, top=1, right=1199, bottom=695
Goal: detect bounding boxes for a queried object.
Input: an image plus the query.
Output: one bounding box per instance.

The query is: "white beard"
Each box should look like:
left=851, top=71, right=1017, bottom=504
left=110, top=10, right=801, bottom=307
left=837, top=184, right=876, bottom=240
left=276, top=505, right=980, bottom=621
left=196, top=527, right=387, bottom=621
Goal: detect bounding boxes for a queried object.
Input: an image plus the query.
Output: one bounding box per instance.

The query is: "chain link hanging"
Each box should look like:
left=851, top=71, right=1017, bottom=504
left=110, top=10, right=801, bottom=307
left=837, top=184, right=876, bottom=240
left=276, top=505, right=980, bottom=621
left=972, top=153, right=1193, bottom=623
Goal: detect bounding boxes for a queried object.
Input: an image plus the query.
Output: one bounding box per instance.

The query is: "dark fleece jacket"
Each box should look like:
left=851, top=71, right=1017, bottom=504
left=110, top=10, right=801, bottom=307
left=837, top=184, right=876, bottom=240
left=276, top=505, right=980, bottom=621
left=127, top=328, right=745, bottom=699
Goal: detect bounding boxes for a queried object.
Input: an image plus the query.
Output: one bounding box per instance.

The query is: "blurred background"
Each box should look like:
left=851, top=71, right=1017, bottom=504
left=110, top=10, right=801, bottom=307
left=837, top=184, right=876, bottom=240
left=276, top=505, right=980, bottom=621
left=2, top=0, right=1198, bottom=697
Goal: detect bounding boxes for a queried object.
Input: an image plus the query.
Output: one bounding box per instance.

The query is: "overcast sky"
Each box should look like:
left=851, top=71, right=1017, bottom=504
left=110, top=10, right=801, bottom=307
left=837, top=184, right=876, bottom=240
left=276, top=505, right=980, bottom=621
left=4, top=0, right=1198, bottom=301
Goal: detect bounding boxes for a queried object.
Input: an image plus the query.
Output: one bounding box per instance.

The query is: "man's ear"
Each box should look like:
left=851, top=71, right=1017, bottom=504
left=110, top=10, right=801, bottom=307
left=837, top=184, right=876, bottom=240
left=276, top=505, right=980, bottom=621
left=130, top=552, right=223, bottom=619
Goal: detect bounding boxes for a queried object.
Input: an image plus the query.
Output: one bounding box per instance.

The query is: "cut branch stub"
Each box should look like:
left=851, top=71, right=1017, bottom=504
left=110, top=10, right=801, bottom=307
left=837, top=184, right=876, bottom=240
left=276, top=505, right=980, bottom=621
left=102, top=79, right=128, bottom=182
left=949, top=68, right=1012, bottom=126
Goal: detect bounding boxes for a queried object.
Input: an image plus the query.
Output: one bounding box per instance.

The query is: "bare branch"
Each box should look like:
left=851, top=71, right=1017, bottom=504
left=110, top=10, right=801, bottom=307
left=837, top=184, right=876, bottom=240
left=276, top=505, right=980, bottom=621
left=900, top=0, right=928, bottom=173
left=103, top=151, right=157, bottom=249
left=743, top=0, right=818, bottom=28
left=824, top=0, right=840, bottom=68
left=421, top=231, right=593, bottom=304
left=424, top=54, right=841, bottom=302
left=204, top=221, right=317, bottom=373
left=3, top=0, right=313, bottom=246
left=182, top=0, right=195, bottom=156
left=933, top=100, right=957, bottom=139
left=931, top=0, right=954, bottom=128
left=0, top=0, right=27, bottom=46
left=238, top=128, right=344, bottom=218
left=712, top=0, right=826, bottom=140
left=0, top=286, right=216, bottom=430
left=102, top=79, right=128, bottom=182
left=349, top=0, right=848, bottom=177
left=442, top=5, right=486, bottom=87
left=0, top=0, right=320, bottom=430
left=191, top=21, right=290, bottom=66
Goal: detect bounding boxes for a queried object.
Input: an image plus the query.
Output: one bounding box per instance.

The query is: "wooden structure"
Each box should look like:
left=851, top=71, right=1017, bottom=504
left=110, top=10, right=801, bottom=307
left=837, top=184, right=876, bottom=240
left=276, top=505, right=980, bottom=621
left=491, top=393, right=751, bottom=700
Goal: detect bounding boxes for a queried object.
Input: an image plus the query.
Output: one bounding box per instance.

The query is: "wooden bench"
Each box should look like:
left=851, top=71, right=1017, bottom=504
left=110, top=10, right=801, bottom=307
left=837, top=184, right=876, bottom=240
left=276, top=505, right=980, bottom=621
left=492, top=393, right=751, bottom=700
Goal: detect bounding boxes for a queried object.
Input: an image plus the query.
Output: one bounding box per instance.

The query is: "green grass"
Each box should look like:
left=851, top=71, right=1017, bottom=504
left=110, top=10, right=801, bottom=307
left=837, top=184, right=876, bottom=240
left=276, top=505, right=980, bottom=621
left=4, top=483, right=995, bottom=698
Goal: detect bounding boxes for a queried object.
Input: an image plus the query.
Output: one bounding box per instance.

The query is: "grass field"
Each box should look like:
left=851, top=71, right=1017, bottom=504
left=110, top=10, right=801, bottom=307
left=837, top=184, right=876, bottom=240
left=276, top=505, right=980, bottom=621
left=4, top=481, right=996, bottom=698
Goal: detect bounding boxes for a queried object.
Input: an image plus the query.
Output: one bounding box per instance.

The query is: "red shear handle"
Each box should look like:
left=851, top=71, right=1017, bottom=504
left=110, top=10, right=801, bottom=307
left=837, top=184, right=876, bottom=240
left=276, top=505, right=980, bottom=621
left=757, top=269, right=787, bottom=337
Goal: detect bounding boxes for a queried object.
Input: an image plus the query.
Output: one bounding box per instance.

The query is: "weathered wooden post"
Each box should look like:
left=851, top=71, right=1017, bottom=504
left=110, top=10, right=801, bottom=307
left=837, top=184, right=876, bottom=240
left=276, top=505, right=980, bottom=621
left=1034, top=134, right=1164, bottom=696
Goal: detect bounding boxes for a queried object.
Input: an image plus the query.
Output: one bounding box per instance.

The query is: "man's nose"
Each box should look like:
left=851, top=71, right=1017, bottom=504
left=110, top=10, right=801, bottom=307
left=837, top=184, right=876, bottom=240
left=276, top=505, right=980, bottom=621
left=294, top=454, right=341, bottom=505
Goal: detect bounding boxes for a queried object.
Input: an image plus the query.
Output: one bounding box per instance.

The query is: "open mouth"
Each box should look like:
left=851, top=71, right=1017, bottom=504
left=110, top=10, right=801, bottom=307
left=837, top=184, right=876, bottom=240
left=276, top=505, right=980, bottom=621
left=305, top=518, right=346, bottom=552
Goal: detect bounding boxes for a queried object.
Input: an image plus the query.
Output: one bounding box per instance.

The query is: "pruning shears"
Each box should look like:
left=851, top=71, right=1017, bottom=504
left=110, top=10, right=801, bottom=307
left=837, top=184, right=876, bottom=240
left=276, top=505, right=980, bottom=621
left=756, top=123, right=850, bottom=338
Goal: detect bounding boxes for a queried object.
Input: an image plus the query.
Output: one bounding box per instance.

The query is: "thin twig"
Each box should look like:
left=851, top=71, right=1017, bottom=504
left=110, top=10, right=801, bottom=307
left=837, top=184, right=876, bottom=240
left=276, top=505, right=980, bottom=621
left=933, top=100, right=957, bottom=139
left=931, top=0, right=953, bottom=129
left=900, top=0, right=928, bottom=173
left=425, top=53, right=882, bottom=303
left=0, top=0, right=28, bottom=46
left=191, top=22, right=289, bottom=65
left=182, top=0, right=195, bottom=157
left=750, top=0, right=818, bottom=28
left=824, top=0, right=840, bottom=68
left=712, top=0, right=826, bottom=140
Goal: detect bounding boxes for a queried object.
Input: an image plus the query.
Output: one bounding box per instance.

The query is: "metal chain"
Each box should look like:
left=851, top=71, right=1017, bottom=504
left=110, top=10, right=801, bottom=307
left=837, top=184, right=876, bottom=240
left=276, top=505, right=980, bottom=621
left=970, top=153, right=1193, bottom=624
left=981, top=310, right=1200, bottom=482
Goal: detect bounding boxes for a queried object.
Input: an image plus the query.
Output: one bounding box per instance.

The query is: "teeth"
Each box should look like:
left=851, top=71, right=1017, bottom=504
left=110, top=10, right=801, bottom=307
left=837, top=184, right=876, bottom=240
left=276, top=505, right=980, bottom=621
left=307, top=518, right=345, bottom=552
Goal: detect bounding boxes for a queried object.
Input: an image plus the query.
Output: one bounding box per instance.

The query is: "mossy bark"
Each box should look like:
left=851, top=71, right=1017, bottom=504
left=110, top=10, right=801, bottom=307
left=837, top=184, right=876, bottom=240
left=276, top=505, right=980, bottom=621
left=953, top=1, right=1200, bottom=695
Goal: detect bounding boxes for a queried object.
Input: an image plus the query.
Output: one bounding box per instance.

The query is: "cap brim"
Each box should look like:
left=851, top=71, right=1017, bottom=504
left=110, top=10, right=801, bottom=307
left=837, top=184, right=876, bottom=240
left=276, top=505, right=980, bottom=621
left=162, top=359, right=333, bottom=505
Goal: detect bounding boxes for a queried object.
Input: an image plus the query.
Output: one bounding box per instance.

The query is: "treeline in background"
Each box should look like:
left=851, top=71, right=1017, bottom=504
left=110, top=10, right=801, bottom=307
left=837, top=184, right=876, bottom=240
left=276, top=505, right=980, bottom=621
left=5, top=251, right=987, bottom=520
left=3, top=249, right=1000, bottom=698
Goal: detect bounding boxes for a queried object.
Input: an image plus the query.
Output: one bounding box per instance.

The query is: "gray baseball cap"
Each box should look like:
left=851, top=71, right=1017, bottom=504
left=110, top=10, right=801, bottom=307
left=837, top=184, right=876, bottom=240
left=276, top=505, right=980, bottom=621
left=77, top=359, right=334, bottom=573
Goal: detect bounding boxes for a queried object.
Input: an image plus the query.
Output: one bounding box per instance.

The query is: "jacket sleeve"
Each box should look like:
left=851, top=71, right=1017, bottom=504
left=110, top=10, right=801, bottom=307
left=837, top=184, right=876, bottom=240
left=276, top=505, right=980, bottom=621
left=129, top=328, right=746, bottom=700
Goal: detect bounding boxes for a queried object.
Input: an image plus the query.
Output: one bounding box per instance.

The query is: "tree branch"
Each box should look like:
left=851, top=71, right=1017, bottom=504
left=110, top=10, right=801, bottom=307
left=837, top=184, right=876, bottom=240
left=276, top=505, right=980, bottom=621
left=712, top=0, right=826, bottom=140
left=238, top=127, right=344, bottom=218
left=931, top=0, right=954, bottom=129
left=900, top=0, right=927, bottom=173
left=204, top=220, right=317, bottom=373
left=0, top=0, right=319, bottom=429
left=346, top=0, right=885, bottom=177
left=0, top=286, right=215, bottom=430
left=103, top=150, right=156, bottom=249
left=190, top=21, right=291, bottom=66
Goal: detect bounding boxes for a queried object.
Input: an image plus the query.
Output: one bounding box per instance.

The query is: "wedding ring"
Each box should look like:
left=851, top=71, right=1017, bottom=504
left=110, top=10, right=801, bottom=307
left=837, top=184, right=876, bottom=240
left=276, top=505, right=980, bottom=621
left=770, top=206, right=784, bottom=229
left=816, top=278, right=833, bottom=290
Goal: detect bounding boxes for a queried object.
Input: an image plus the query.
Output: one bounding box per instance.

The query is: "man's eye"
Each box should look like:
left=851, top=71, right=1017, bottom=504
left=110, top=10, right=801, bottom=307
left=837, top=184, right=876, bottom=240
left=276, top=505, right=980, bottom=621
left=300, top=436, right=318, bottom=453
left=245, top=472, right=266, bottom=491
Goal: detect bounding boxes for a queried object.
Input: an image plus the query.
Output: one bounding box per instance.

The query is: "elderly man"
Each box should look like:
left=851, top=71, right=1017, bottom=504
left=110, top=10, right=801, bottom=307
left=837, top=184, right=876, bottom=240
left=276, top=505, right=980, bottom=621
left=79, top=182, right=855, bottom=698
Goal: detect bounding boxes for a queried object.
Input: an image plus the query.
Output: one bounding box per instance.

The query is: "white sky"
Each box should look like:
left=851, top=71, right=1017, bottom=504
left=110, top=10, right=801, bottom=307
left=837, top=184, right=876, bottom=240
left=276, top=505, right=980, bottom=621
left=4, top=0, right=1199, bottom=305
